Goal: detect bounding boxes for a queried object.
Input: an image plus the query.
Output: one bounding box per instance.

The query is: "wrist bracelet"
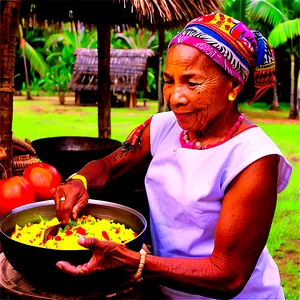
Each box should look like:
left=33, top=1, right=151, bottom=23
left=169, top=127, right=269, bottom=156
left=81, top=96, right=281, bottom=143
left=65, top=173, right=87, bottom=190
left=131, top=248, right=147, bottom=281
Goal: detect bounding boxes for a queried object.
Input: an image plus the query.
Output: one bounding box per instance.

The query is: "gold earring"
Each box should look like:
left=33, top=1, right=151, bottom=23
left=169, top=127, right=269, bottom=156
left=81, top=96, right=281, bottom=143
left=228, top=94, right=235, bottom=101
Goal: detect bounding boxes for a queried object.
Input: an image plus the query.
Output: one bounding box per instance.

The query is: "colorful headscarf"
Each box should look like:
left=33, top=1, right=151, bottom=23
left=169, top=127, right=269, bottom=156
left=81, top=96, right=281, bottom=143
left=169, top=12, right=276, bottom=104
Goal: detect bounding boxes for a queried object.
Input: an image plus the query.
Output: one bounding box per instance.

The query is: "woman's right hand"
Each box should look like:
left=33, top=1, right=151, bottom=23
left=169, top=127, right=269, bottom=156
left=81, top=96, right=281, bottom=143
left=52, top=180, right=89, bottom=225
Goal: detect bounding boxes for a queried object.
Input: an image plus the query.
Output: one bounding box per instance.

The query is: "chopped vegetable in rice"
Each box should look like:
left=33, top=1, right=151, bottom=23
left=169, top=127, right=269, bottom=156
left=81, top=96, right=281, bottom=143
left=11, top=215, right=137, bottom=250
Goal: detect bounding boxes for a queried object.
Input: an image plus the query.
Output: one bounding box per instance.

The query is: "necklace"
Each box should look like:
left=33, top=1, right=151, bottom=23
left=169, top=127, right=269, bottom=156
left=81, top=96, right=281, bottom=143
left=179, top=113, right=245, bottom=150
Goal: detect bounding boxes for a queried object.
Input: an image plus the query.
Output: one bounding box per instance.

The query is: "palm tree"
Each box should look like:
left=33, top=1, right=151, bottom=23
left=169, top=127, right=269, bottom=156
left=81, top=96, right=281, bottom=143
left=18, top=24, right=49, bottom=99
left=44, top=21, right=97, bottom=104
left=246, top=0, right=300, bottom=119
left=223, top=0, right=281, bottom=110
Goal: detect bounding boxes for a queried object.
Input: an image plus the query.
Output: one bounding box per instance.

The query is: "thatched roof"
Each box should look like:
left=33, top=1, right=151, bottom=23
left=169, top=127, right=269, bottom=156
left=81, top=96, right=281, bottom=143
left=20, top=0, right=223, bottom=30
left=68, top=48, right=155, bottom=93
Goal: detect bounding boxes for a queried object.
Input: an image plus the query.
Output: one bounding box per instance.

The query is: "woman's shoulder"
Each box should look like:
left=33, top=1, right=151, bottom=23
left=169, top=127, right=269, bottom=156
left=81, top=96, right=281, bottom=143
left=151, top=111, right=178, bottom=133
left=226, top=124, right=292, bottom=193
left=150, top=111, right=179, bottom=155
left=152, top=111, right=176, bottom=123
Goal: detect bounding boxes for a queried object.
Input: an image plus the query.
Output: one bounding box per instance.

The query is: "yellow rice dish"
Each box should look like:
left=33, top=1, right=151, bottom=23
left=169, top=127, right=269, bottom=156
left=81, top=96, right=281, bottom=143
left=11, top=215, right=137, bottom=250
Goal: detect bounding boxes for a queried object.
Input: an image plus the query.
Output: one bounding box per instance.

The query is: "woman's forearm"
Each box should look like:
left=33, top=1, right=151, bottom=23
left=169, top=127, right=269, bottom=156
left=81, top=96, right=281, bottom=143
left=140, top=254, right=245, bottom=299
left=76, top=158, right=112, bottom=190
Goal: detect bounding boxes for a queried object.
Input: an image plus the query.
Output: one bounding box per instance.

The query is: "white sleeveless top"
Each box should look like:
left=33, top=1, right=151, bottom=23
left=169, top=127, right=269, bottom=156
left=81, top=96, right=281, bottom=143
left=145, top=111, right=292, bottom=299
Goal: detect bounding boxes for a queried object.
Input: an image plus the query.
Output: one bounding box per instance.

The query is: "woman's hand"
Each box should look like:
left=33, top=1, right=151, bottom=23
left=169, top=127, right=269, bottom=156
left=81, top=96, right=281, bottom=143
left=56, top=237, right=138, bottom=276
left=52, top=181, right=89, bottom=225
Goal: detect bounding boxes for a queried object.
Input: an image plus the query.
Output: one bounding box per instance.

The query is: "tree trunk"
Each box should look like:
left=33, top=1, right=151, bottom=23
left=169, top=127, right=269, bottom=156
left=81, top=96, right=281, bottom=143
left=289, top=52, right=298, bottom=119
left=0, top=0, right=21, bottom=179
left=23, top=46, right=32, bottom=100
left=19, top=26, right=32, bottom=100
left=58, top=92, right=65, bottom=105
left=157, top=28, right=165, bottom=113
left=270, top=77, right=280, bottom=111
left=97, top=2, right=111, bottom=138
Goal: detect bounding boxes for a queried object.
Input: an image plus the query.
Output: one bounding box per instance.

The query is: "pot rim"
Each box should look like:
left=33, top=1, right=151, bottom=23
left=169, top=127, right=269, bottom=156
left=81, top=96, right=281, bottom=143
left=0, top=199, right=147, bottom=248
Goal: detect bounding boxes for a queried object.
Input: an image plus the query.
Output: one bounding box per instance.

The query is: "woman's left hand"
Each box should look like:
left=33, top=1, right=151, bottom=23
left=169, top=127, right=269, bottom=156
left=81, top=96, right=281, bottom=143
left=56, top=237, right=137, bottom=276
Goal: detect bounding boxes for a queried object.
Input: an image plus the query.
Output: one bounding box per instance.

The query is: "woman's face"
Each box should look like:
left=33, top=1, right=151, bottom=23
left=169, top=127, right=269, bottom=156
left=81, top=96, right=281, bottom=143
left=164, top=44, right=237, bottom=132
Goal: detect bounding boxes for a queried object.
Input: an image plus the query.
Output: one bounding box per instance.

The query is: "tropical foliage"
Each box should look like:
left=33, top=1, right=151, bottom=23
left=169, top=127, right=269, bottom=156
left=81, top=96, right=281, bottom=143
left=44, top=22, right=97, bottom=103
left=223, top=0, right=300, bottom=118
left=16, top=21, right=98, bottom=102
left=16, top=24, right=48, bottom=99
left=246, top=0, right=300, bottom=118
left=112, top=26, right=158, bottom=97
left=113, top=27, right=157, bottom=50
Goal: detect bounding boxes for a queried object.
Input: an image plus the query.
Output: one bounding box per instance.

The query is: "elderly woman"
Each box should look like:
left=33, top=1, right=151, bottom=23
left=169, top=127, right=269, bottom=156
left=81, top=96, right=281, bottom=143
left=53, top=12, right=292, bottom=299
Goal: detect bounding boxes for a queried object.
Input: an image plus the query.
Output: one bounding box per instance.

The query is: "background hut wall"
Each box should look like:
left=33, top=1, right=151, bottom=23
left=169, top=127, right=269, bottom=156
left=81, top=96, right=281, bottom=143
left=68, top=48, right=155, bottom=107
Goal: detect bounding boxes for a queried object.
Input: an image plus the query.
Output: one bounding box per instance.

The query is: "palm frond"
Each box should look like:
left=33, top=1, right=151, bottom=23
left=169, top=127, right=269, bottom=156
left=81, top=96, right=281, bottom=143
left=129, top=36, right=138, bottom=48
left=44, top=33, right=74, bottom=49
left=24, top=42, right=48, bottom=77
left=115, top=33, right=135, bottom=48
left=45, top=52, right=62, bottom=64
left=145, top=35, right=156, bottom=49
left=246, top=0, right=287, bottom=27
left=268, top=18, right=300, bottom=48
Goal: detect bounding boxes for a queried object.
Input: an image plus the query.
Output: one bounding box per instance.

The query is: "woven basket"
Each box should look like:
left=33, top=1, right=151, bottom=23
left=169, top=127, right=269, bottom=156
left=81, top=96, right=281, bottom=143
left=12, top=137, right=39, bottom=176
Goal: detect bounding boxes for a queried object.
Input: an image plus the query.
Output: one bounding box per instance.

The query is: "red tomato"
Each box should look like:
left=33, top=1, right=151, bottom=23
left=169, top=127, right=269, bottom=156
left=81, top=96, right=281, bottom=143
left=0, top=176, right=35, bottom=217
left=23, top=162, right=61, bottom=201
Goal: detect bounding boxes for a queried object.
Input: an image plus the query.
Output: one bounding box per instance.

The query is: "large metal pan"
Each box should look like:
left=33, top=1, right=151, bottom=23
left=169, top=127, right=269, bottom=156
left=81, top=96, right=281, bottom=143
left=31, top=136, right=122, bottom=181
left=0, top=200, right=147, bottom=294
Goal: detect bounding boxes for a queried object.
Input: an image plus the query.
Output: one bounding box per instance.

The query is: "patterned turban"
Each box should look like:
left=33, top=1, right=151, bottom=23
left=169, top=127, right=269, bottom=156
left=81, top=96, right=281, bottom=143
left=169, top=12, right=276, bottom=104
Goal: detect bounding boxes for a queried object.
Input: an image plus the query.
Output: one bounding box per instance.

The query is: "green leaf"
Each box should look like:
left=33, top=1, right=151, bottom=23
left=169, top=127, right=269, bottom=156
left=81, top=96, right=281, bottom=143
left=246, top=0, right=288, bottom=27
left=268, top=19, right=300, bottom=48
left=45, top=52, right=62, bottom=64
left=23, top=42, right=48, bottom=78
left=45, top=33, right=66, bottom=49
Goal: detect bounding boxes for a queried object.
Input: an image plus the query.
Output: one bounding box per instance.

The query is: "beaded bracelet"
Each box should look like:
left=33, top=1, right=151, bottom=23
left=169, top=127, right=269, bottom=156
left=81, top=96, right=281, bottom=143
left=131, top=248, right=147, bottom=281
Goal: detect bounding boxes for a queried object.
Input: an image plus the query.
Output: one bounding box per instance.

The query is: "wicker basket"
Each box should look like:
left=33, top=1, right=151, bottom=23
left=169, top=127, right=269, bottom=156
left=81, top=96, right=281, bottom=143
left=12, top=137, right=39, bottom=176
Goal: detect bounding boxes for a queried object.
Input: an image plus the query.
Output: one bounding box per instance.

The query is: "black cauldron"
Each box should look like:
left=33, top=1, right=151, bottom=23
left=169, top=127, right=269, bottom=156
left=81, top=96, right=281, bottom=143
left=31, top=136, right=122, bottom=181
left=0, top=200, right=147, bottom=294
left=30, top=135, right=151, bottom=238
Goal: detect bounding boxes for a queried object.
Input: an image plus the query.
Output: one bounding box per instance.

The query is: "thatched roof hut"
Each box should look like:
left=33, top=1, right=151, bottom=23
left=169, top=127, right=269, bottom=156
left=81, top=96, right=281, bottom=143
left=19, top=0, right=222, bottom=31
left=69, top=48, right=155, bottom=95
left=1, top=0, right=222, bottom=178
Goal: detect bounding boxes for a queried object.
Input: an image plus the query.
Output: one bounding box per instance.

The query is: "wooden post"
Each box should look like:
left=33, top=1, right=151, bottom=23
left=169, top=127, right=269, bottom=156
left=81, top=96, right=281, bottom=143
left=97, top=2, right=111, bottom=138
left=129, top=93, right=134, bottom=108
left=0, top=0, right=21, bottom=178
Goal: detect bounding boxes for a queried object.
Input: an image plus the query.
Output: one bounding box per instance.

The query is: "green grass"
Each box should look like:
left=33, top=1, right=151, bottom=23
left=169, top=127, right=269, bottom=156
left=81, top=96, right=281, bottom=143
left=12, top=97, right=156, bottom=142
left=12, top=96, right=300, bottom=298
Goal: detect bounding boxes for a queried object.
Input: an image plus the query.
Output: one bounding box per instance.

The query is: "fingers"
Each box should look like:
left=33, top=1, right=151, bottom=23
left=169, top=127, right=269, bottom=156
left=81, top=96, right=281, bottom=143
left=56, top=239, right=128, bottom=276
left=77, top=236, right=101, bottom=250
left=53, top=184, right=88, bottom=225
left=71, top=195, right=89, bottom=220
left=56, top=261, right=89, bottom=276
left=55, top=238, right=94, bottom=275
